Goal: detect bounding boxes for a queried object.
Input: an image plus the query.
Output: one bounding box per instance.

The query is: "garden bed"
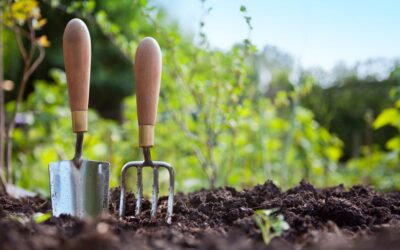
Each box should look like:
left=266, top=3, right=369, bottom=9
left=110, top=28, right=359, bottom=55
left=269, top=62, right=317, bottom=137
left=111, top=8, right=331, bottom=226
left=0, top=180, right=399, bottom=249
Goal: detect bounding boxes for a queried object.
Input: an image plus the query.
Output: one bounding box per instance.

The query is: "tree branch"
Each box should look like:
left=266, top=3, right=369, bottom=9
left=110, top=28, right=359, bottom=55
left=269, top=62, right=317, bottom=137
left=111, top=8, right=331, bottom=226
left=4, top=6, right=46, bottom=182
left=0, top=7, right=7, bottom=194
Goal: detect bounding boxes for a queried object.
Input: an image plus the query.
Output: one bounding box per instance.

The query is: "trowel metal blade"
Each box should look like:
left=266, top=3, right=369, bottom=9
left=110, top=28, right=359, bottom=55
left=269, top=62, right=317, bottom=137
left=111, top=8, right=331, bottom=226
left=49, top=160, right=110, bottom=218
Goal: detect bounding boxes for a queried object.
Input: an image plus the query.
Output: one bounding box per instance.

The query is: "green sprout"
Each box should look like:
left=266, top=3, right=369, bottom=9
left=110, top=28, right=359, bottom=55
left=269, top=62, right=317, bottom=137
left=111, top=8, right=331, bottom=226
left=254, top=209, right=290, bottom=245
left=32, top=212, right=52, bottom=223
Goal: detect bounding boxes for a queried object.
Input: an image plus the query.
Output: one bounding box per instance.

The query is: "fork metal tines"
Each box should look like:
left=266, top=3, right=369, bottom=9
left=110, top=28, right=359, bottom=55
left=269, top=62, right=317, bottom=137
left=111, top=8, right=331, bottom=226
left=119, top=149, right=174, bottom=224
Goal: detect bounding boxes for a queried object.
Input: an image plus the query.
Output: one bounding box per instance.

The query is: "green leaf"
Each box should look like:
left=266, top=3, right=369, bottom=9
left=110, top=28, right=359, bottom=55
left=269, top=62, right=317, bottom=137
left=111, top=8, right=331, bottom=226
left=83, top=0, right=96, bottom=13
left=324, top=146, right=342, bottom=161
left=140, top=0, right=148, bottom=6
left=33, top=212, right=52, bottom=223
left=254, top=209, right=289, bottom=245
left=373, top=108, right=399, bottom=129
left=386, top=137, right=400, bottom=151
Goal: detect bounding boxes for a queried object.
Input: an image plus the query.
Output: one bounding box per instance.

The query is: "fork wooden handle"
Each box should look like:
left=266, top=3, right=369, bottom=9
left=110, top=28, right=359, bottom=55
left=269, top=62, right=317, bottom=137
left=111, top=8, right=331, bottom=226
left=135, top=37, right=162, bottom=147
left=63, top=18, right=91, bottom=133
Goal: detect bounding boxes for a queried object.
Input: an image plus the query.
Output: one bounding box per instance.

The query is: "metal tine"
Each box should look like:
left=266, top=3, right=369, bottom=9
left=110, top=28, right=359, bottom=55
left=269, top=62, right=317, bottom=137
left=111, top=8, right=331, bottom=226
left=135, top=166, right=143, bottom=215
left=119, top=161, right=142, bottom=218
left=156, top=161, right=175, bottom=224
left=119, top=159, right=175, bottom=224
left=151, top=165, right=159, bottom=220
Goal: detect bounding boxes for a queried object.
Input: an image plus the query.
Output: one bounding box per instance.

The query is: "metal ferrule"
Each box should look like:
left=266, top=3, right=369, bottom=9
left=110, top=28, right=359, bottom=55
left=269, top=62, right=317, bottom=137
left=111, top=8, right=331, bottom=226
left=139, top=125, right=154, bottom=147
left=71, top=110, right=87, bottom=132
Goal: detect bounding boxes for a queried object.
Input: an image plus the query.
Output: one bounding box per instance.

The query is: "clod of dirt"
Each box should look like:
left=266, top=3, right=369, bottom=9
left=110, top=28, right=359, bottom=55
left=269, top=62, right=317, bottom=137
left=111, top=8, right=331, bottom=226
left=0, top=180, right=399, bottom=250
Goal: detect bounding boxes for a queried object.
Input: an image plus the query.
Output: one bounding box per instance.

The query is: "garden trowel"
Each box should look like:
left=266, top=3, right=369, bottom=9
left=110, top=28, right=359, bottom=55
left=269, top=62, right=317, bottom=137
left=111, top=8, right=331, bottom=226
left=49, top=19, right=110, bottom=218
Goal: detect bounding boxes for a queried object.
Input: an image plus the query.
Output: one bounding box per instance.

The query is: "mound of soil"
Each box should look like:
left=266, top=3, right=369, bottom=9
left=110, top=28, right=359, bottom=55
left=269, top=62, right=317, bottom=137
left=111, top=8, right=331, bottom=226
left=0, top=180, right=400, bottom=249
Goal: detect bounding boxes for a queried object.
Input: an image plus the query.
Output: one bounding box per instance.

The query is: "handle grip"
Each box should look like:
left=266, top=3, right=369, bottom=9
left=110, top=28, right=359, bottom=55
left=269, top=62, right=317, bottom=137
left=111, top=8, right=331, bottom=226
left=63, top=18, right=91, bottom=133
left=135, top=37, right=162, bottom=147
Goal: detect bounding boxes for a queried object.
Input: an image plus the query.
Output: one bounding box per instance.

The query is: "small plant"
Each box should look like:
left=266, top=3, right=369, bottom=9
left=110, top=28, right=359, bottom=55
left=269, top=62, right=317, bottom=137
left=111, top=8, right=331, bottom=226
left=1, top=0, right=49, bottom=185
left=254, top=209, right=290, bottom=245
left=32, top=212, right=52, bottom=223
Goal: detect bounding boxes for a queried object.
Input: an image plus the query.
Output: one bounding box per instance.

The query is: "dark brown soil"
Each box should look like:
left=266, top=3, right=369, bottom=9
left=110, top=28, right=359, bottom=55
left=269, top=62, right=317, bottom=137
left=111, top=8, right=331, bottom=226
left=0, top=180, right=400, bottom=250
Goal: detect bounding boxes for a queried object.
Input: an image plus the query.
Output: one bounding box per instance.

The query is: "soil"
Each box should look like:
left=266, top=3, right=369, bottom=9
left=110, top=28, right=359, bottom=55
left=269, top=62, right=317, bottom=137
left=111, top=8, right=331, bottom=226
left=0, top=180, right=400, bottom=250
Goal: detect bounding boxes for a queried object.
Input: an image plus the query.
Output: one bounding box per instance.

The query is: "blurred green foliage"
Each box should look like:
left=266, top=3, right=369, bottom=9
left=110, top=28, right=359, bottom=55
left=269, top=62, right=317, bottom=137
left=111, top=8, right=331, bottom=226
left=11, top=67, right=344, bottom=195
left=302, top=73, right=400, bottom=160
left=2, top=0, right=400, bottom=195
left=339, top=87, right=400, bottom=190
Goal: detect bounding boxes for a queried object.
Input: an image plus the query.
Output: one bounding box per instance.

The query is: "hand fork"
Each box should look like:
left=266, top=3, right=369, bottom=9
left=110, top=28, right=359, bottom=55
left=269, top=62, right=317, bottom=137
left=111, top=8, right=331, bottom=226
left=119, top=37, right=174, bottom=224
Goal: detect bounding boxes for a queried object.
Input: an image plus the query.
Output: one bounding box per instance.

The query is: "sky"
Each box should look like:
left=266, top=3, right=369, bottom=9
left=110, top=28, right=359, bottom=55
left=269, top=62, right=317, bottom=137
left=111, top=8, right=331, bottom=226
left=156, top=0, right=400, bottom=71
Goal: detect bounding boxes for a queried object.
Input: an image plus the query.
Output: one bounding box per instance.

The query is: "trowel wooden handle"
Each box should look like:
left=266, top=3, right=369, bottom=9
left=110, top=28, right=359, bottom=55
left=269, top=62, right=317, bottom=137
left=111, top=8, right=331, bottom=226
left=135, top=37, right=162, bottom=147
left=63, top=18, right=91, bottom=133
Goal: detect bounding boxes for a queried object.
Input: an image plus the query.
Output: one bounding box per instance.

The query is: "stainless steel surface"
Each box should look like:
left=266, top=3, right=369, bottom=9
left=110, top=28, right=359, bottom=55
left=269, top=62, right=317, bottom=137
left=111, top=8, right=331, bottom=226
left=119, top=148, right=174, bottom=224
left=151, top=165, right=159, bottom=220
left=49, top=159, right=110, bottom=218
left=135, top=166, right=143, bottom=215
left=144, top=148, right=159, bottom=220
left=49, top=133, right=110, bottom=218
